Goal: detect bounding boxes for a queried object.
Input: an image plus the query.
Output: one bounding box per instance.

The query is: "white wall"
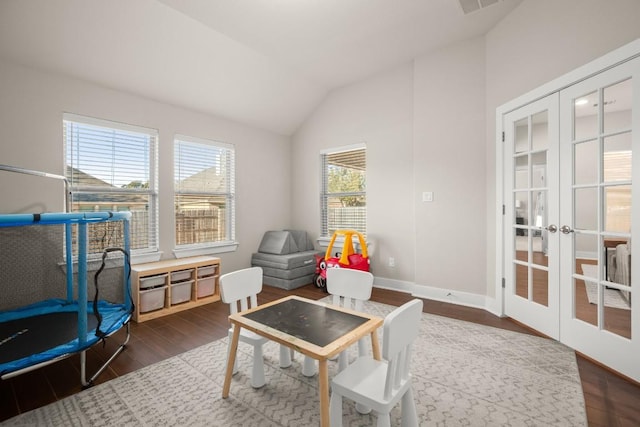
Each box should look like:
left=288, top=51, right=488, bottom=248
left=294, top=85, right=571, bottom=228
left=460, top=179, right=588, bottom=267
left=291, top=38, right=487, bottom=301
left=485, top=0, right=640, bottom=297
left=3, top=0, right=640, bottom=309
left=291, top=0, right=640, bottom=309
left=0, top=59, right=292, bottom=274
left=413, top=37, right=487, bottom=298
left=291, top=64, right=415, bottom=284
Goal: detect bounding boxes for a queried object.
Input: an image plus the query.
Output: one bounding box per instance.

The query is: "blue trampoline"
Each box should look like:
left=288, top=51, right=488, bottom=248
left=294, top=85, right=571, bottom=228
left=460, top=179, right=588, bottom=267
left=0, top=165, right=133, bottom=387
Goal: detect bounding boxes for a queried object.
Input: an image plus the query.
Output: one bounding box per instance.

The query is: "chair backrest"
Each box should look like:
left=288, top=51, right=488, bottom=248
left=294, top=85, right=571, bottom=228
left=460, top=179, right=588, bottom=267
left=382, top=299, right=423, bottom=400
left=219, top=267, right=263, bottom=314
left=326, top=268, right=374, bottom=311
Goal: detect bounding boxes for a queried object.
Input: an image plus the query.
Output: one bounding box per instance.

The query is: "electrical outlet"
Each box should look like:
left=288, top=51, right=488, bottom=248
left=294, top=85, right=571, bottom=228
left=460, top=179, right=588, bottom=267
left=389, top=257, right=395, bottom=267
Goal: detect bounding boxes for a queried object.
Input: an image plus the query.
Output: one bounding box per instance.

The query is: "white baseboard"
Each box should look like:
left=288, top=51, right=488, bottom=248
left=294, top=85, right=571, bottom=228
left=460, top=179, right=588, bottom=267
left=373, top=277, right=502, bottom=316
left=372, top=277, right=415, bottom=294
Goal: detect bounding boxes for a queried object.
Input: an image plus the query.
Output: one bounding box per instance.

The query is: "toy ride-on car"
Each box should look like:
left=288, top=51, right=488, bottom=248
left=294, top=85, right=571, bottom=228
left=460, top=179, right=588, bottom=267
left=313, top=230, right=369, bottom=291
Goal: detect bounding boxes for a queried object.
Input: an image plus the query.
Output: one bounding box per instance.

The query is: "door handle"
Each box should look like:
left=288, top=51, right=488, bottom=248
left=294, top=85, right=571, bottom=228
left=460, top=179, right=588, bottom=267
left=560, top=225, right=574, bottom=234
left=545, top=224, right=558, bottom=233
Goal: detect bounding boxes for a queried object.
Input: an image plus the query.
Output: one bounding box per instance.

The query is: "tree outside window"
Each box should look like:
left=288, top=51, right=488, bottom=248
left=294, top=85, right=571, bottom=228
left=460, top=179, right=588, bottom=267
left=321, top=146, right=366, bottom=237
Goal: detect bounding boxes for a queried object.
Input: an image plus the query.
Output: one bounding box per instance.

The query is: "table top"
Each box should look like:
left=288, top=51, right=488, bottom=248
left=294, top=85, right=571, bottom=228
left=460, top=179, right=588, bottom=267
left=243, top=297, right=369, bottom=347
left=229, top=295, right=383, bottom=359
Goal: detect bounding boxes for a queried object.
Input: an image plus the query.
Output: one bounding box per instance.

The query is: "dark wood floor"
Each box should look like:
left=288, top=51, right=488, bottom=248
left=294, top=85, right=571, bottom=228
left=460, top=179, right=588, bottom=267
left=1, top=284, right=638, bottom=426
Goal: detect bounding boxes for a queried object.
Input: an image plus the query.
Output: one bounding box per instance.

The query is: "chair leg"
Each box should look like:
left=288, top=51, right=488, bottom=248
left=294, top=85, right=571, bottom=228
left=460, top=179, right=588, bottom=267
left=302, top=356, right=317, bottom=377
left=357, top=337, right=367, bottom=357
left=227, top=330, right=238, bottom=375
left=279, top=345, right=292, bottom=368
left=376, top=413, right=391, bottom=427
left=329, top=391, right=343, bottom=427
left=355, top=402, right=372, bottom=415
left=250, top=344, right=266, bottom=388
left=400, top=387, right=418, bottom=427
left=337, top=351, right=348, bottom=372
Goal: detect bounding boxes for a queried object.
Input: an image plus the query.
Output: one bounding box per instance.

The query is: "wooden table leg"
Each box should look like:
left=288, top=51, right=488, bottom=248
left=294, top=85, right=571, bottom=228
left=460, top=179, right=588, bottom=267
left=222, top=325, right=241, bottom=398
left=370, top=330, right=381, bottom=360
left=318, top=358, right=329, bottom=427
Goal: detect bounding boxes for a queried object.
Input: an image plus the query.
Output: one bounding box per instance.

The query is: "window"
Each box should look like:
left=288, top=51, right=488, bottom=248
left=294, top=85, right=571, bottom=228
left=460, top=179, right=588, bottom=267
left=320, top=145, right=366, bottom=237
left=174, top=135, right=235, bottom=252
left=63, top=113, right=158, bottom=256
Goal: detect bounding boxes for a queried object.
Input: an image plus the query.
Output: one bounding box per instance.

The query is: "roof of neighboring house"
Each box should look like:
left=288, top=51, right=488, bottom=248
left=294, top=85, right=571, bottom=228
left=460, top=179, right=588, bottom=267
left=177, top=166, right=226, bottom=193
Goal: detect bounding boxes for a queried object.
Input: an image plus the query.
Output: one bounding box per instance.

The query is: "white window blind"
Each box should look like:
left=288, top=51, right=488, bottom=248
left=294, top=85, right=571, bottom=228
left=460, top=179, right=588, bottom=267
left=63, top=113, right=159, bottom=255
left=321, top=145, right=366, bottom=237
left=174, top=135, right=235, bottom=248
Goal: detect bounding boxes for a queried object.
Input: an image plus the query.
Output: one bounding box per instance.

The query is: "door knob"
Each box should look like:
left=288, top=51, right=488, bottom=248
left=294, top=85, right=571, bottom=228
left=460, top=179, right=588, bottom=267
left=560, top=225, right=574, bottom=234
left=545, top=224, right=558, bottom=233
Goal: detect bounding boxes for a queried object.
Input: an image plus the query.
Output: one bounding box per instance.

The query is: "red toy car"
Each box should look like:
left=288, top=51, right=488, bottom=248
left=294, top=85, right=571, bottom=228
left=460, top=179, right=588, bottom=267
left=313, top=230, right=370, bottom=291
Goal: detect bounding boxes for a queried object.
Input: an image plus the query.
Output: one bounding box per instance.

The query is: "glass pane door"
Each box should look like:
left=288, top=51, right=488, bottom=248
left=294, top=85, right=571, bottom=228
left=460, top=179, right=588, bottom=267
left=504, top=94, right=560, bottom=340
left=559, top=56, right=639, bottom=381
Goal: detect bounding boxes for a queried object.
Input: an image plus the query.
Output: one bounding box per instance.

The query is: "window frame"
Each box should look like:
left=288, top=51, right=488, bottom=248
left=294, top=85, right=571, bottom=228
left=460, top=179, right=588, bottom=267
left=63, top=113, right=159, bottom=262
left=320, top=143, right=367, bottom=239
left=173, top=134, right=237, bottom=258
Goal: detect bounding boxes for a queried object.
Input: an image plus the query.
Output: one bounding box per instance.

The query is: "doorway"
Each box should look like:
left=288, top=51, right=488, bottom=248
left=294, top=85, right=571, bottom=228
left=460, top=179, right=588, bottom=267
left=499, top=44, right=640, bottom=382
left=503, top=94, right=560, bottom=340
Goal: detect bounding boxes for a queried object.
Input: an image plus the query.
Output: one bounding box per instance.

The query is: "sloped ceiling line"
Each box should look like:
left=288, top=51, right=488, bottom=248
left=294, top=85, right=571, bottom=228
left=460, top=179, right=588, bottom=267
left=0, top=0, right=523, bottom=135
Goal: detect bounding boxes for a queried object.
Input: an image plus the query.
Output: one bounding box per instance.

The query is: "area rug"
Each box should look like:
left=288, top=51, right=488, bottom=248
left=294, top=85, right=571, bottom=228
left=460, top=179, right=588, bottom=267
left=1, top=300, right=587, bottom=426
left=581, top=264, right=631, bottom=310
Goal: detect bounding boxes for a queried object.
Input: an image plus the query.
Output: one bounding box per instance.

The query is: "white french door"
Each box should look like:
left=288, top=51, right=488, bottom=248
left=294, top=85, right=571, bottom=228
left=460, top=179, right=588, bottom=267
left=503, top=95, right=560, bottom=340
left=502, top=53, right=640, bottom=382
left=558, top=56, right=639, bottom=381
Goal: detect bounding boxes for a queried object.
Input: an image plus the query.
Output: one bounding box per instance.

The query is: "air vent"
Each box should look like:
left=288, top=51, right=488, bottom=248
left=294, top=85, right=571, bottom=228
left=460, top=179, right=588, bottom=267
left=459, top=0, right=500, bottom=15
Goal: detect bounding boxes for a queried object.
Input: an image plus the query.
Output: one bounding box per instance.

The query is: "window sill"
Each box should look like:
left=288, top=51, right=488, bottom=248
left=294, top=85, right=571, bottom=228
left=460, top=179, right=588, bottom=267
left=132, top=251, right=163, bottom=265
left=317, top=235, right=374, bottom=256
left=173, top=242, right=239, bottom=259
left=59, top=251, right=163, bottom=273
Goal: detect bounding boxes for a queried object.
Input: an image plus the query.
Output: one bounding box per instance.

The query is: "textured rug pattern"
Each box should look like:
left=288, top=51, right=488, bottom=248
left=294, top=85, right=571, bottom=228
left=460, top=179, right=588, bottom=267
left=2, top=300, right=586, bottom=426
left=581, top=264, right=631, bottom=310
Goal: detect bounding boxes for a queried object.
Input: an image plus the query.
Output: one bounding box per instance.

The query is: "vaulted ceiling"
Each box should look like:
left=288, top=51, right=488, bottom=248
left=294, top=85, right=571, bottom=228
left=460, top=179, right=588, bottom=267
left=0, top=0, right=523, bottom=135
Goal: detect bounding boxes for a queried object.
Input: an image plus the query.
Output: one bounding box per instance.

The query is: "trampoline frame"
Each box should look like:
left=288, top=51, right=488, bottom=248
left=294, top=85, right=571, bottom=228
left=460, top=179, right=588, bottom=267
left=0, top=164, right=133, bottom=387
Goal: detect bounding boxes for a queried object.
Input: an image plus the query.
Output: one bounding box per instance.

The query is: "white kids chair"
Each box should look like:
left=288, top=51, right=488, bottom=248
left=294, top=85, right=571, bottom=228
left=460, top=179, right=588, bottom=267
left=300, top=268, right=374, bottom=378
left=220, top=266, right=292, bottom=388
left=329, top=299, right=423, bottom=427
left=327, top=267, right=374, bottom=372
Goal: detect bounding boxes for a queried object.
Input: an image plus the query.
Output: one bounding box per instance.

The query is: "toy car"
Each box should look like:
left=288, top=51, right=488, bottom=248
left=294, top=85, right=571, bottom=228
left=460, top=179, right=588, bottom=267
left=313, top=230, right=369, bottom=291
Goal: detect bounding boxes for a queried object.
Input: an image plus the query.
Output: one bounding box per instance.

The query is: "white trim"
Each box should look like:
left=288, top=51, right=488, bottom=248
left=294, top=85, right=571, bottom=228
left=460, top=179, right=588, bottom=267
left=495, top=105, right=505, bottom=317
left=483, top=297, right=503, bottom=317
left=174, top=133, right=234, bottom=150
left=495, top=38, right=640, bottom=319
left=320, top=142, right=366, bottom=155
left=576, top=251, right=597, bottom=260
left=411, top=283, right=489, bottom=311
left=373, top=277, right=416, bottom=294
left=317, top=235, right=374, bottom=255
left=497, top=38, right=640, bottom=116
left=173, top=241, right=238, bottom=258
left=132, top=251, right=163, bottom=265
left=373, top=277, right=500, bottom=315
left=63, top=112, right=158, bottom=136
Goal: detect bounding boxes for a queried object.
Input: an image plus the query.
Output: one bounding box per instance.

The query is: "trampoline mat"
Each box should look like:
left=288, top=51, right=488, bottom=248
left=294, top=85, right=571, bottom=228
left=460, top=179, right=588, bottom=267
left=0, top=312, right=98, bottom=364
